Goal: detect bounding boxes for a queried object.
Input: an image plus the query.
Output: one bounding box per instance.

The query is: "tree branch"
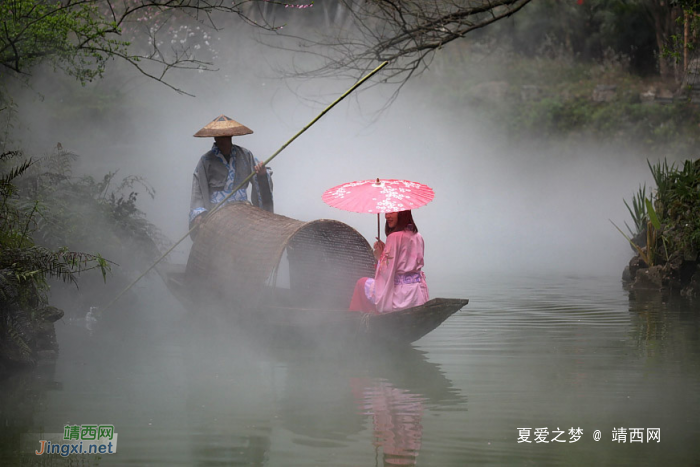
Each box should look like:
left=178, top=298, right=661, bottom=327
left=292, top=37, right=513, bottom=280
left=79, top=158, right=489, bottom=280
left=261, top=0, right=532, bottom=87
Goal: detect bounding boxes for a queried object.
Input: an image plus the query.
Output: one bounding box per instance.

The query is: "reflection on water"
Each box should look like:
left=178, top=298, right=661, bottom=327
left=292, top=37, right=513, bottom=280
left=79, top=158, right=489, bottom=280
left=351, top=378, right=424, bottom=466
left=0, top=364, right=66, bottom=467
left=1, top=273, right=699, bottom=466
left=627, top=289, right=700, bottom=362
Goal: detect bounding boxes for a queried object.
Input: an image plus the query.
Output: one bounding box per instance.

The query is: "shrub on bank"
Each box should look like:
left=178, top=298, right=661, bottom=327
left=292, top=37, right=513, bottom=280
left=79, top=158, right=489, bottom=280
left=620, top=159, right=700, bottom=298
left=429, top=51, right=699, bottom=159
left=0, top=147, right=165, bottom=374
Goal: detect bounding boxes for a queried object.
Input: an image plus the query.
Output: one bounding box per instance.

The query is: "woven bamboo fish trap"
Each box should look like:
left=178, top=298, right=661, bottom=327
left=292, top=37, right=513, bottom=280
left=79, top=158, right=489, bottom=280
left=185, top=203, right=376, bottom=313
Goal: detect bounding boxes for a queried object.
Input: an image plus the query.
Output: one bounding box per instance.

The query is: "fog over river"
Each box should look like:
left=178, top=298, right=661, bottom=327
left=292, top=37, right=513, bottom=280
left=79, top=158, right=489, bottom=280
left=2, top=13, right=698, bottom=467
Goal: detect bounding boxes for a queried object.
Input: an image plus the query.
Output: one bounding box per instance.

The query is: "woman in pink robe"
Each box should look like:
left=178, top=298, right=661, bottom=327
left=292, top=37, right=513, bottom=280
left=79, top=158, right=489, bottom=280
left=349, top=210, right=429, bottom=313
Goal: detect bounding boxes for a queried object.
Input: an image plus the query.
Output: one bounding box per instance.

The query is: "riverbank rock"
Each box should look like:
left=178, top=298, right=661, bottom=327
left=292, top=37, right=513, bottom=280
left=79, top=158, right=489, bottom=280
left=33, top=306, right=63, bottom=356
left=623, top=251, right=698, bottom=301
left=627, top=256, right=647, bottom=280
left=622, top=265, right=632, bottom=282
left=681, top=266, right=700, bottom=299
left=0, top=305, right=64, bottom=377
left=630, top=265, right=664, bottom=290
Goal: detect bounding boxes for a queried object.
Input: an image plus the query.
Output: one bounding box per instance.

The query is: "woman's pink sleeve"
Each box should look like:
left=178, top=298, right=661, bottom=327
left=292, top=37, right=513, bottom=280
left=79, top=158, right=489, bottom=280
left=373, top=232, right=401, bottom=312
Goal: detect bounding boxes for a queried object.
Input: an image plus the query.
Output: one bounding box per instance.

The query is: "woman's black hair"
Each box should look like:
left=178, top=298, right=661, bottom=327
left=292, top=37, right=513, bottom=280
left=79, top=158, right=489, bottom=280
left=385, top=210, right=418, bottom=236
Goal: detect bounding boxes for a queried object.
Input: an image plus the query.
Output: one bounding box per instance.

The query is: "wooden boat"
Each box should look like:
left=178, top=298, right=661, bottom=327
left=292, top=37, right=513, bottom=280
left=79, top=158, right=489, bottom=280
left=162, top=203, right=468, bottom=344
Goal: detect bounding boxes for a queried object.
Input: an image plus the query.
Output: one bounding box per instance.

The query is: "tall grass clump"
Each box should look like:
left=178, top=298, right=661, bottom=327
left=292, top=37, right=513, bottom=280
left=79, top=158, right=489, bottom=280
left=617, top=158, right=700, bottom=294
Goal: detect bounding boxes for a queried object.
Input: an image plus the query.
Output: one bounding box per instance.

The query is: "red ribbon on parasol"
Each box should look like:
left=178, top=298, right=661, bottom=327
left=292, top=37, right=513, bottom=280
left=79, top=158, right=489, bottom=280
left=322, top=178, right=435, bottom=239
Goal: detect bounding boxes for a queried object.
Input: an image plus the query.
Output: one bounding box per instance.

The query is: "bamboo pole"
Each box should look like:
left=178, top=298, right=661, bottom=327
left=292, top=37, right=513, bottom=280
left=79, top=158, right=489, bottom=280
left=102, top=61, right=389, bottom=312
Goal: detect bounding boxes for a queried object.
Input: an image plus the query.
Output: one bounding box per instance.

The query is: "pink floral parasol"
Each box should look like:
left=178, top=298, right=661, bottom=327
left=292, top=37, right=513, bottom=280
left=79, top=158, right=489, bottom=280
left=322, top=178, right=434, bottom=237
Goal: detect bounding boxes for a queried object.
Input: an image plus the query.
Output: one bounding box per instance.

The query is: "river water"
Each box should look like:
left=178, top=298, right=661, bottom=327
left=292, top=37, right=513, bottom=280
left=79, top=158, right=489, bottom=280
left=1, top=271, right=699, bottom=466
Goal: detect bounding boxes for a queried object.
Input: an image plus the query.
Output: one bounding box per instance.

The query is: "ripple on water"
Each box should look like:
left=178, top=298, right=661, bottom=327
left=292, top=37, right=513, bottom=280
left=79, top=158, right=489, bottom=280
left=3, top=272, right=699, bottom=467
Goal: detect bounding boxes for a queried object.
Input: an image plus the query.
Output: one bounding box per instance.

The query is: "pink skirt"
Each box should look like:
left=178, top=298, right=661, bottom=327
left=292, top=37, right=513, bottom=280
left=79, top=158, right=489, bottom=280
left=348, top=277, right=377, bottom=313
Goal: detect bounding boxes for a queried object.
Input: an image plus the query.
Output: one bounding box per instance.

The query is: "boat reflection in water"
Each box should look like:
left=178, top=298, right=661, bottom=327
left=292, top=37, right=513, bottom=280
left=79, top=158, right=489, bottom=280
left=271, top=342, right=465, bottom=466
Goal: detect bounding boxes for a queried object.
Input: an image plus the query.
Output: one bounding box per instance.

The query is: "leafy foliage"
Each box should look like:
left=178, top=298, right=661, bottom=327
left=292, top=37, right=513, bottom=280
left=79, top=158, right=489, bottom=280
left=0, top=0, right=286, bottom=96
left=662, top=1, right=700, bottom=65
left=0, top=149, right=114, bottom=368
left=623, top=184, right=648, bottom=237
left=0, top=0, right=129, bottom=84
left=658, top=158, right=700, bottom=252
left=619, top=157, right=700, bottom=269
left=427, top=44, right=700, bottom=158
left=505, top=96, right=699, bottom=154
left=1, top=146, right=165, bottom=369
left=0, top=150, right=112, bottom=294
left=10, top=148, right=169, bottom=291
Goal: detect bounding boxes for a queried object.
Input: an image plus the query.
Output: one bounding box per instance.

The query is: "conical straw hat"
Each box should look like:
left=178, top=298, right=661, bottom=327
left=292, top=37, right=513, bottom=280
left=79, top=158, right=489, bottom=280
left=193, top=114, right=254, bottom=137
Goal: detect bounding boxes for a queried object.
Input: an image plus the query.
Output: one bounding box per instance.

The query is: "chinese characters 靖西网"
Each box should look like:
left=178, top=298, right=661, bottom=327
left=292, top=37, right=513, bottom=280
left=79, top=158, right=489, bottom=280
left=517, top=427, right=660, bottom=443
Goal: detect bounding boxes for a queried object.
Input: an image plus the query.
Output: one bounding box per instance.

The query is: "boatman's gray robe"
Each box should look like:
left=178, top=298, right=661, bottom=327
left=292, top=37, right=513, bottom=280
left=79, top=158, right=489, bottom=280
left=189, top=144, right=273, bottom=230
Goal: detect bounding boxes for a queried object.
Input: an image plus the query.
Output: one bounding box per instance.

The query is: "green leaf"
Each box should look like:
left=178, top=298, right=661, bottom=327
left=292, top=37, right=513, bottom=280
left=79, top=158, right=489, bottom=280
left=645, top=198, right=661, bottom=230
left=610, top=219, right=651, bottom=266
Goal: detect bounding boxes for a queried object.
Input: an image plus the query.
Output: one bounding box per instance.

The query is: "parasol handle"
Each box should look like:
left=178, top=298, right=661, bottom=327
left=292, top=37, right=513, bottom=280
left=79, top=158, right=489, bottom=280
left=377, top=213, right=380, bottom=241
left=375, top=178, right=381, bottom=241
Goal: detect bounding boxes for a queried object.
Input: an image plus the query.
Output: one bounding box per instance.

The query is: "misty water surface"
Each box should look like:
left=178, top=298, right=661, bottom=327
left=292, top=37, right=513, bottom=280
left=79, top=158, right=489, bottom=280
left=1, top=271, right=699, bottom=466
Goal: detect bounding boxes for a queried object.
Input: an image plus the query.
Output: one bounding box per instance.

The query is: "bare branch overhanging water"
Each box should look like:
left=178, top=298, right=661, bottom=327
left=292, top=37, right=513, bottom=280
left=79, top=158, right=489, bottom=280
left=257, top=0, right=532, bottom=87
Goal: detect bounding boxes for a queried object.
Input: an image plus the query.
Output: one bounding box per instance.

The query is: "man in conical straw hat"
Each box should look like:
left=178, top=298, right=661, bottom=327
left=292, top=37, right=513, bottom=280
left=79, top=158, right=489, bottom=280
left=189, top=115, right=273, bottom=233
